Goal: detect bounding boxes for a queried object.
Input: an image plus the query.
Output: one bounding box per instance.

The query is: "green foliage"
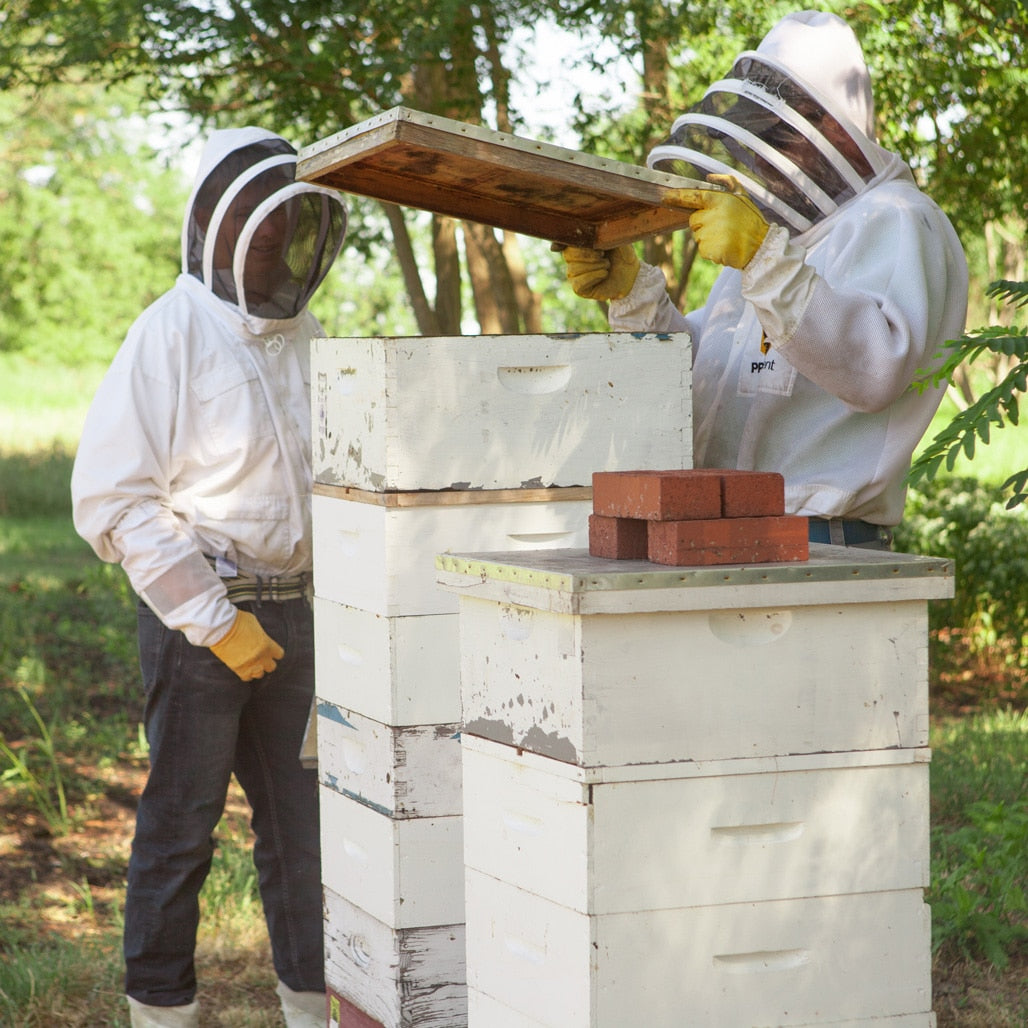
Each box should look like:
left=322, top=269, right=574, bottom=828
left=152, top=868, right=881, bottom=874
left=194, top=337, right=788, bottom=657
left=929, top=708, right=1028, bottom=969
left=853, top=0, right=1028, bottom=237
left=0, top=444, right=75, bottom=517
left=894, top=477, right=1028, bottom=661
left=0, top=555, right=139, bottom=765
left=0, top=926, right=125, bottom=1027
left=0, top=82, right=186, bottom=366
left=6, top=1, right=1020, bottom=338
left=909, top=280, right=1028, bottom=510
left=930, top=799, right=1028, bottom=969
left=0, top=684, right=70, bottom=835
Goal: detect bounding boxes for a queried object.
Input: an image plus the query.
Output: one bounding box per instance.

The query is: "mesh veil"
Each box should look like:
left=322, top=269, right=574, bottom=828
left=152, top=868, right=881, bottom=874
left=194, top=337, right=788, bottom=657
left=184, top=137, right=346, bottom=319
left=648, top=55, right=879, bottom=235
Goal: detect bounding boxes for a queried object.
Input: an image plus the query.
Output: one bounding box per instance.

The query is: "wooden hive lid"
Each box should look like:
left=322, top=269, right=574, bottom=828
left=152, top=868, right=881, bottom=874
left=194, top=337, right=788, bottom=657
left=297, top=106, right=717, bottom=248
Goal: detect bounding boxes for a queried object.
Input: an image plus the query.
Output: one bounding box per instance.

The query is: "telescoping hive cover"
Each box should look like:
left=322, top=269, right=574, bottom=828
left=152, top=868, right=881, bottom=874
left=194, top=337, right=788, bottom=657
left=297, top=107, right=719, bottom=249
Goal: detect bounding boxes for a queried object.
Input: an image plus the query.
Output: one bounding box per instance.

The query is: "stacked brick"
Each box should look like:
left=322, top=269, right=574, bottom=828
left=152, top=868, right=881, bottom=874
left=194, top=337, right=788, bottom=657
left=589, top=469, right=809, bottom=565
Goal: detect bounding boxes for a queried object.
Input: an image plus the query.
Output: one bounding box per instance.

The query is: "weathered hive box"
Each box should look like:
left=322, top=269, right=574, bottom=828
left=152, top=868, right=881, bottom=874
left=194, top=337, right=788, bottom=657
left=465, top=870, right=933, bottom=1028
left=313, top=489, right=591, bottom=617
left=324, top=886, right=465, bottom=1028
left=438, top=546, right=953, bottom=766
left=440, top=546, right=947, bottom=1028
left=319, top=700, right=461, bottom=819
left=319, top=785, right=464, bottom=930
left=462, top=735, right=929, bottom=914
left=312, top=333, right=691, bottom=492
left=313, top=597, right=461, bottom=726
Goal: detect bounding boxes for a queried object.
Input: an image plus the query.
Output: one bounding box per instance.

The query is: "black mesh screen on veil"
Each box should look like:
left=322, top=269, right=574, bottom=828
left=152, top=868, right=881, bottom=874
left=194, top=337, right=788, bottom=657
left=241, top=191, right=347, bottom=320
left=649, top=54, right=877, bottom=234
left=185, top=138, right=296, bottom=283
left=654, top=116, right=825, bottom=230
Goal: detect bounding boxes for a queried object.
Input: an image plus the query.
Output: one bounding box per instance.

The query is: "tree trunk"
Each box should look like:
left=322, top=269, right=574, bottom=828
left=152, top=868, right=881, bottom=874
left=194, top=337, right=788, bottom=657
left=637, top=8, right=687, bottom=306
left=433, top=214, right=463, bottom=335
left=381, top=202, right=442, bottom=336
left=398, top=2, right=542, bottom=337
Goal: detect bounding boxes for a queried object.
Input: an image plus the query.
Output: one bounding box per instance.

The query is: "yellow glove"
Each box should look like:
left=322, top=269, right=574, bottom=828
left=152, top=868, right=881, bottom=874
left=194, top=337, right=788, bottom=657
left=559, top=243, right=640, bottom=300
left=210, top=609, right=285, bottom=681
left=662, top=174, right=769, bottom=269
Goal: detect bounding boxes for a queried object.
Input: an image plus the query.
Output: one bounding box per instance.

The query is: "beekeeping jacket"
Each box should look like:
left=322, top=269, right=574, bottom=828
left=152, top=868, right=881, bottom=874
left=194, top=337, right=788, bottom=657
left=72, top=128, right=347, bottom=646
left=610, top=10, right=968, bottom=525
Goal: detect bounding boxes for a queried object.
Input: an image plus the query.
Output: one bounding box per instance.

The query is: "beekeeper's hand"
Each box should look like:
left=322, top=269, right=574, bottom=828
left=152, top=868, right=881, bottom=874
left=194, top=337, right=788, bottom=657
left=210, top=609, right=284, bottom=681
left=662, top=174, right=769, bottom=269
left=557, top=243, right=640, bottom=300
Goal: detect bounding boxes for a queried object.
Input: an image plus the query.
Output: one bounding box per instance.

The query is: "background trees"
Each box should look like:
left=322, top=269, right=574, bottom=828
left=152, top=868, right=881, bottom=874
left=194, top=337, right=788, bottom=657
left=0, top=1, right=1024, bottom=352
left=0, top=82, right=184, bottom=363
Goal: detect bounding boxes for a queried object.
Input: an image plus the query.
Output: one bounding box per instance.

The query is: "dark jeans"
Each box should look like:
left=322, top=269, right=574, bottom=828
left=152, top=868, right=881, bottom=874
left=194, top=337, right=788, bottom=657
left=125, top=598, right=323, bottom=1007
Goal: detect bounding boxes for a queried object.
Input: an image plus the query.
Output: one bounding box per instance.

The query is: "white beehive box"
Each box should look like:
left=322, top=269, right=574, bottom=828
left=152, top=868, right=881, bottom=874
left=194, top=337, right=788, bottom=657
left=462, top=735, right=929, bottom=913
left=465, top=869, right=933, bottom=1028
left=313, top=490, right=590, bottom=617
left=466, top=988, right=936, bottom=1028
left=318, top=700, right=461, bottom=819
left=320, top=785, right=464, bottom=929
left=325, top=884, right=466, bottom=1028
left=439, top=547, right=953, bottom=766
left=312, top=333, right=691, bottom=492
left=313, top=597, right=461, bottom=726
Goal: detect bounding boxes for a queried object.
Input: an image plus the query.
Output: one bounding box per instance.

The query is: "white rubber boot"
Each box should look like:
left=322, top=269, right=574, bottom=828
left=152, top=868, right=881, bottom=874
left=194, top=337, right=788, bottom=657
left=127, top=997, right=200, bottom=1027
left=276, top=980, right=326, bottom=1027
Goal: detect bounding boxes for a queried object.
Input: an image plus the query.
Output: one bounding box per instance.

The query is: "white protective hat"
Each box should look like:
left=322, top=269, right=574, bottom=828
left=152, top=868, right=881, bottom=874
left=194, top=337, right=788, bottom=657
left=755, top=10, right=875, bottom=139
left=648, top=11, right=883, bottom=235
left=181, top=127, right=347, bottom=320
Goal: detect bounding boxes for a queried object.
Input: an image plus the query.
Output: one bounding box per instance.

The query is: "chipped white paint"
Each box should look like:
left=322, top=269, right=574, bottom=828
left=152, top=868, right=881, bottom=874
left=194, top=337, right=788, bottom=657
left=311, top=333, right=692, bottom=492
left=312, top=492, right=591, bottom=617
left=318, top=701, right=462, bottom=819
left=324, top=884, right=466, bottom=1028
left=456, top=593, right=932, bottom=766
left=443, top=547, right=941, bottom=1027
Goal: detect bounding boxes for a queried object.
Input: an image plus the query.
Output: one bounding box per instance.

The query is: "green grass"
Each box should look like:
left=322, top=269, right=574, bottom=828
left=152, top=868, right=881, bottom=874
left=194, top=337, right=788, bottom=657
left=929, top=708, right=1028, bottom=968
left=0, top=356, right=105, bottom=452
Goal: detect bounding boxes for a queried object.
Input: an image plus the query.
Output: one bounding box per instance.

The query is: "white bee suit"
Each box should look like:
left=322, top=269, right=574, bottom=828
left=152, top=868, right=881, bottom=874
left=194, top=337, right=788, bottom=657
left=72, top=128, right=347, bottom=646
left=610, top=11, right=968, bottom=525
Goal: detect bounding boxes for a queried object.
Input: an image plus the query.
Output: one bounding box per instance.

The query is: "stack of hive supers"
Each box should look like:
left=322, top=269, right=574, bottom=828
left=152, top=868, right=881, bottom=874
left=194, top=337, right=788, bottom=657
left=309, top=332, right=691, bottom=1028
left=589, top=468, right=809, bottom=565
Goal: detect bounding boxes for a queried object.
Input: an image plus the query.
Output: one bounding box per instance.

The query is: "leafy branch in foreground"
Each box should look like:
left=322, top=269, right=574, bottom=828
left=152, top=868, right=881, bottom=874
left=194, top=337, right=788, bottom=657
left=909, top=280, right=1028, bottom=508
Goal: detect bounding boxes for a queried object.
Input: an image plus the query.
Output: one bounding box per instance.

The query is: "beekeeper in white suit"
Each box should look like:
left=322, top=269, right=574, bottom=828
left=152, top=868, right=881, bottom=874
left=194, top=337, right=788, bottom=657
left=561, top=10, right=968, bottom=548
left=72, top=127, right=347, bottom=1027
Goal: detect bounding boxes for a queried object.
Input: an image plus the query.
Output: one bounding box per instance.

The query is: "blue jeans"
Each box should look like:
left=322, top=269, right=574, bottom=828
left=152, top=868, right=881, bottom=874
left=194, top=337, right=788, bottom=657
left=125, top=598, right=323, bottom=1007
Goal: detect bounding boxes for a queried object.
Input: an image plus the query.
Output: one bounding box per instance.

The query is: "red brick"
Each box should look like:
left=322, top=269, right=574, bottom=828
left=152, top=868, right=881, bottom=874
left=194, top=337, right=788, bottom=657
left=647, top=515, right=809, bottom=566
left=667, top=468, right=786, bottom=517
left=589, top=513, right=649, bottom=559
left=592, top=470, right=721, bottom=521
left=719, top=470, right=785, bottom=517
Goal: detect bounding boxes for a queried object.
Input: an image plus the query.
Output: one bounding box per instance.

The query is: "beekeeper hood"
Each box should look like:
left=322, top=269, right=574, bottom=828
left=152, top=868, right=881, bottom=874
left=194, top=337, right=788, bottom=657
left=182, top=127, right=347, bottom=320
left=648, top=11, right=896, bottom=236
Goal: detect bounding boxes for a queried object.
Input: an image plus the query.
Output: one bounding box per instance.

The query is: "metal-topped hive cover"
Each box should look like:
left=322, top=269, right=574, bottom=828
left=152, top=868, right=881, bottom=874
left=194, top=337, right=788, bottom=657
left=296, top=106, right=719, bottom=249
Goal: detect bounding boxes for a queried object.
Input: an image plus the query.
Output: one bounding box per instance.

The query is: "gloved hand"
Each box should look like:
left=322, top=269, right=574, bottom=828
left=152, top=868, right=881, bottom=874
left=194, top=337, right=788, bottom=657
left=662, top=174, right=769, bottom=269
left=210, top=609, right=284, bottom=681
left=558, top=243, right=640, bottom=300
